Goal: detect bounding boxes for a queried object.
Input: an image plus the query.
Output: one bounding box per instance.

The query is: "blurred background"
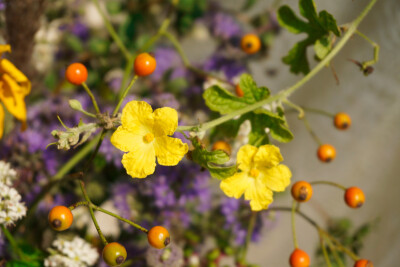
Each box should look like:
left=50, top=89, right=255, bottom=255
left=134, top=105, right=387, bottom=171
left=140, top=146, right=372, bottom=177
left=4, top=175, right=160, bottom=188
left=0, top=0, right=398, bottom=266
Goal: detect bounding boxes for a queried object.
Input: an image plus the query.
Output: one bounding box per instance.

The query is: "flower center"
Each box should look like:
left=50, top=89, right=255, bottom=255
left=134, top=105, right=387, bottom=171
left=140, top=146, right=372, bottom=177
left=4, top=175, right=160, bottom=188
left=143, top=133, right=155, bottom=143
left=249, top=168, right=260, bottom=178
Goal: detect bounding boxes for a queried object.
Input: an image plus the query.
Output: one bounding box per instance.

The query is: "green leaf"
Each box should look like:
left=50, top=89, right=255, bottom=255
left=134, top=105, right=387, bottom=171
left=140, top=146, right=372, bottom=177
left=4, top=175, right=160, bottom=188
left=318, top=11, right=341, bottom=36
left=190, top=137, right=236, bottom=180
left=277, top=0, right=341, bottom=74
left=277, top=6, right=310, bottom=34
left=64, top=34, right=84, bottom=53
left=282, top=40, right=311, bottom=74
left=314, top=36, right=331, bottom=60
left=203, top=74, right=270, bottom=114
left=203, top=85, right=248, bottom=114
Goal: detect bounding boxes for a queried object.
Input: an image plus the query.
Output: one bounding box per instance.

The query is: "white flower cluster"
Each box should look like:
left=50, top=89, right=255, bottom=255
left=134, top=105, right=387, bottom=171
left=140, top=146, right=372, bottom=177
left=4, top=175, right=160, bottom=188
left=44, top=236, right=99, bottom=267
left=0, top=161, right=26, bottom=226
left=0, top=160, right=17, bottom=186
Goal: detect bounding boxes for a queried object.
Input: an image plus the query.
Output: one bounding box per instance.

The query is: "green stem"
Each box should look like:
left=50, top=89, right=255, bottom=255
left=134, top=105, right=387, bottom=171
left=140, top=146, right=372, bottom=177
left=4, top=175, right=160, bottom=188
left=310, top=181, right=347, bottom=191
left=302, top=115, right=323, bottom=146
left=319, top=230, right=332, bottom=267
left=269, top=206, right=360, bottom=262
left=91, top=0, right=131, bottom=61
left=283, top=99, right=304, bottom=119
left=78, top=180, right=108, bottom=245
left=82, top=82, right=101, bottom=114
left=176, top=0, right=377, bottom=133
left=302, top=107, right=335, bottom=118
left=291, top=200, right=299, bottom=249
left=323, top=233, right=346, bottom=267
left=240, top=211, right=257, bottom=263
left=92, top=204, right=148, bottom=233
left=113, top=75, right=138, bottom=116
left=1, top=225, right=24, bottom=260
left=67, top=201, right=148, bottom=233
left=355, top=30, right=379, bottom=68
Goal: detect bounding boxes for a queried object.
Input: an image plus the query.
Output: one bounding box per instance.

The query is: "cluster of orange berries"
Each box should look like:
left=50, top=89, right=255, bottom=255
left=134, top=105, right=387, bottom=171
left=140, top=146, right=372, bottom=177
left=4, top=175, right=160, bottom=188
left=289, top=181, right=370, bottom=267
left=317, top=112, right=352, bottom=163
left=48, top=206, right=170, bottom=266
left=65, top=52, right=156, bottom=85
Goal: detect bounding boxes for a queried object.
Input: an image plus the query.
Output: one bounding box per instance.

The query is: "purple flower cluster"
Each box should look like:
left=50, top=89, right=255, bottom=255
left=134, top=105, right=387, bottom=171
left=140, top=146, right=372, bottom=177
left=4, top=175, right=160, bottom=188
left=151, top=47, right=187, bottom=82
left=208, top=12, right=242, bottom=40
left=203, top=53, right=246, bottom=81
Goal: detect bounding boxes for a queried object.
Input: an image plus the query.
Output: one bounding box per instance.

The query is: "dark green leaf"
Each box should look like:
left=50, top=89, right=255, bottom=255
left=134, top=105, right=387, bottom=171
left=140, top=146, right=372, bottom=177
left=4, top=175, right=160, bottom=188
left=203, top=85, right=248, bottom=114
left=282, top=40, right=311, bottom=74
left=318, top=11, right=341, bottom=36
left=190, top=137, right=237, bottom=180
left=277, top=6, right=310, bottom=34
left=277, top=0, right=340, bottom=75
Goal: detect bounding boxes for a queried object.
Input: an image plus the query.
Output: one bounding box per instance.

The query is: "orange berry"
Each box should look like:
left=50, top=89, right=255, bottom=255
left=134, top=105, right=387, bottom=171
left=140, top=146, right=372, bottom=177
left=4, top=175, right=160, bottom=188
left=354, top=259, right=374, bottom=267
left=212, top=141, right=232, bottom=156
left=289, top=249, right=310, bottom=267
left=147, top=226, right=170, bottom=249
left=345, top=187, right=365, bottom=208
left=65, top=63, right=88, bottom=85
left=291, top=181, right=313, bottom=202
left=235, top=84, right=244, bottom=97
left=48, top=206, right=73, bottom=231
left=317, top=144, right=336, bottom=163
left=240, top=34, right=261, bottom=54
left=102, top=242, right=127, bottom=266
left=134, top=53, right=156, bottom=76
left=334, top=112, right=351, bottom=130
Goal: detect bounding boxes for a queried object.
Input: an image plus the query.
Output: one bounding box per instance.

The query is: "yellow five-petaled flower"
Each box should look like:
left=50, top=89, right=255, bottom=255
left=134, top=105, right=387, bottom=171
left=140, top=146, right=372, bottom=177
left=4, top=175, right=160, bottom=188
left=0, top=45, right=31, bottom=138
left=220, top=144, right=292, bottom=211
left=111, top=100, right=189, bottom=178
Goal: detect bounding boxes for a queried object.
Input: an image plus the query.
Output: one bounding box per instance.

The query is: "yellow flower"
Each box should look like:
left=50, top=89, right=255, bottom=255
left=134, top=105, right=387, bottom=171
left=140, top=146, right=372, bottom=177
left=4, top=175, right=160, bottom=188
left=111, top=100, right=189, bottom=178
left=220, top=144, right=291, bottom=211
left=0, top=44, right=31, bottom=139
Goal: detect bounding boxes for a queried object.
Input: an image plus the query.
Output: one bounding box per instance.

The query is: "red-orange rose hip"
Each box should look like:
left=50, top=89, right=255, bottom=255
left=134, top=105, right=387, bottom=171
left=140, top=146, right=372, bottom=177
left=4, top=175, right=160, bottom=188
left=334, top=112, right=351, bottom=130
left=317, top=144, right=336, bottom=163
left=48, top=206, right=73, bottom=231
left=354, top=259, right=373, bottom=267
left=345, top=187, right=365, bottom=208
left=240, top=34, right=261, bottom=54
left=147, top=226, right=170, bottom=249
left=65, top=63, right=88, bottom=85
left=134, top=53, right=156, bottom=76
left=291, top=181, right=313, bottom=202
left=289, top=249, right=310, bottom=267
left=212, top=141, right=232, bottom=156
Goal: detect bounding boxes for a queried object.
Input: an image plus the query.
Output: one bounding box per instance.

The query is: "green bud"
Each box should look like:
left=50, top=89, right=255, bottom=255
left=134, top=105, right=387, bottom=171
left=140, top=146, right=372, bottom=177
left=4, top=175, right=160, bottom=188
left=69, top=99, right=83, bottom=111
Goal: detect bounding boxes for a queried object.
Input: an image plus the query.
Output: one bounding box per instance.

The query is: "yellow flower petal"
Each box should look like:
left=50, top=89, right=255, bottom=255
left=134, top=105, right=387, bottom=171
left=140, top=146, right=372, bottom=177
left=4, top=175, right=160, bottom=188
left=0, top=73, right=27, bottom=122
left=153, top=107, right=178, bottom=137
left=244, top=179, right=273, bottom=211
left=0, top=45, right=11, bottom=56
left=121, top=145, right=156, bottom=178
left=110, top=126, right=145, bottom=152
left=259, top=164, right=292, bottom=192
left=254, top=144, right=283, bottom=168
left=237, top=145, right=258, bottom=171
left=0, top=59, right=31, bottom=96
left=0, top=104, right=4, bottom=139
left=220, top=172, right=250, bottom=199
left=121, top=101, right=154, bottom=134
left=154, top=136, right=188, bottom=166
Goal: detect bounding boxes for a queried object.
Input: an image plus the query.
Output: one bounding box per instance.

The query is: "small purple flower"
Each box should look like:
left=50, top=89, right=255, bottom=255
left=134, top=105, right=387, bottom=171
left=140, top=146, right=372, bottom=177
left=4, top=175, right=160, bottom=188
left=151, top=47, right=187, bottom=82
left=203, top=54, right=246, bottom=81
left=210, top=12, right=242, bottom=40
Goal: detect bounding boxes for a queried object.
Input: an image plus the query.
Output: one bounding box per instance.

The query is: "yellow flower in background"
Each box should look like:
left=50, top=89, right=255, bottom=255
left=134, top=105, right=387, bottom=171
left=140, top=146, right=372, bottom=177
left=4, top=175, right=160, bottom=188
left=220, top=144, right=291, bottom=211
left=111, top=101, right=189, bottom=178
left=0, top=44, right=31, bottom=139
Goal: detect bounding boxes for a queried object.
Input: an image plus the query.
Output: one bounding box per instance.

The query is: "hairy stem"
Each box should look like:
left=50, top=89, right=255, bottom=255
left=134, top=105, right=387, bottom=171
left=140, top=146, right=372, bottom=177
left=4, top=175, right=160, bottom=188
left=310, top=181, right=347, bottom=191
left=82, top=82, right=101, bottom=114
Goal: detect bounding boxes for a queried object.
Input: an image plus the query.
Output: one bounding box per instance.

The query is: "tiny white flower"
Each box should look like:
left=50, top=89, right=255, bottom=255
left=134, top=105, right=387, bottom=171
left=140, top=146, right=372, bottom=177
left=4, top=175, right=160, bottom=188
left=0, top=161, right=17, bottom=186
